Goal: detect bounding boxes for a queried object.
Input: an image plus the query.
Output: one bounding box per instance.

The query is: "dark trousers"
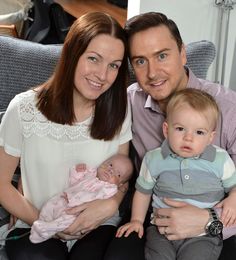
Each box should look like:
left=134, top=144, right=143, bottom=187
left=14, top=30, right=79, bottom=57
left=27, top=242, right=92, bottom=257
left=145, top=226, right=222, bottom=260
left=104, top=232, right=145, bottom=260
left=5, top=225, right=116, bottom=260
left=5, top=226, right=236, bottom=260
left=219, top=236, right=236, bottom=260
left=105, top=231, right=236, bottom=260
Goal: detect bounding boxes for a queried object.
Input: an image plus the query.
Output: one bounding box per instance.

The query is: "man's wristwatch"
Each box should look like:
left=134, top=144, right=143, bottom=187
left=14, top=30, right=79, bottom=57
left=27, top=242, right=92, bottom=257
left=205, top=208, right=223, bottom=237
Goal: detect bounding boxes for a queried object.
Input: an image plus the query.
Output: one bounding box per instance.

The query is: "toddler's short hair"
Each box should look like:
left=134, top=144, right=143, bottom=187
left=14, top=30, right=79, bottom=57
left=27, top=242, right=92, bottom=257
left=166, top=88, right=219, bottom=130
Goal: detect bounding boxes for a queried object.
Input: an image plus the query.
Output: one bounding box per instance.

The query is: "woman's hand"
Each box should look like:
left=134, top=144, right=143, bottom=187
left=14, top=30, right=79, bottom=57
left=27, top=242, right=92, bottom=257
left=154, top=198, right=209, bottom=240
left=55, top=231, right=86, bottom=240
left=62, top=198, right=118, bottom=236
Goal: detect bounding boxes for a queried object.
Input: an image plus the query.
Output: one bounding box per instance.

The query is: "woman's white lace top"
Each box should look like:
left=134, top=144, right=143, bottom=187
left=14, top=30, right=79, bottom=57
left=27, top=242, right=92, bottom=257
left=0, top=90, right=132, bottom=212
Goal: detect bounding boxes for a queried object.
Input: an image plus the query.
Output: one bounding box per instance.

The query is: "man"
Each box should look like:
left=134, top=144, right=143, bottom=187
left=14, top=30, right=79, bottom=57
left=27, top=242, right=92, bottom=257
left=104, top=12, right=236, bottom=260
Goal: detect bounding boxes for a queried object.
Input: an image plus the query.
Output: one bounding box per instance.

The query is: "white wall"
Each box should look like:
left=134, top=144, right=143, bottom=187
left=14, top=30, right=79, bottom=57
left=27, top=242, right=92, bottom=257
left=127, top=0, right=236, bottom=90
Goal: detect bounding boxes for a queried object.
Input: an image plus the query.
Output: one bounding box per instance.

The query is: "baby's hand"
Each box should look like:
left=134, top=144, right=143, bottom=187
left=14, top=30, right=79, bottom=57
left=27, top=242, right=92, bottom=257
left=116, top=220, right=143, bottom=239
left=75, top=163, right=87, bottom=172
left=61, top=192, right=69, bottom=203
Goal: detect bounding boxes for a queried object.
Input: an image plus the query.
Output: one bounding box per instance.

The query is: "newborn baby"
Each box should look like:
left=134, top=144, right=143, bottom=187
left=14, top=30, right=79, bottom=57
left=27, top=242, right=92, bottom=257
left=30, top=154, right=133, bottom=243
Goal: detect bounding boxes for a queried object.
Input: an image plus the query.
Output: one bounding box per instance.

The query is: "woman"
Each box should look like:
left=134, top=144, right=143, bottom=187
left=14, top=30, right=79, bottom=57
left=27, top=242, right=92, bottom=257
left=0, top=12, right=131, bottom=259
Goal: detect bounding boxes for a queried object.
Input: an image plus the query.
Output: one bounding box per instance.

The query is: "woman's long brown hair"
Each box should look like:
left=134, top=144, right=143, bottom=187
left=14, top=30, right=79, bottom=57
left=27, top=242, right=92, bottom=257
left=37, top=12, right=128, bottom=140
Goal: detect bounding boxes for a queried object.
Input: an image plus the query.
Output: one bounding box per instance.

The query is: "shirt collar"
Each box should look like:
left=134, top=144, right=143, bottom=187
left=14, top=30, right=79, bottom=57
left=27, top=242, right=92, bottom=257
left=161, top=139, right=216, bottom=162
left=186, top=67, right=201, bottom=89
left=144, top=95, right=165, bottom=114
left=144, top=95, right=162, bottom=112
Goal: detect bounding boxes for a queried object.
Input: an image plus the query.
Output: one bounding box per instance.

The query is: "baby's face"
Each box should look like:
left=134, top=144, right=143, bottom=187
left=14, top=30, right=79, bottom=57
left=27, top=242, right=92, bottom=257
left=97, top=157, right=128, bottom=185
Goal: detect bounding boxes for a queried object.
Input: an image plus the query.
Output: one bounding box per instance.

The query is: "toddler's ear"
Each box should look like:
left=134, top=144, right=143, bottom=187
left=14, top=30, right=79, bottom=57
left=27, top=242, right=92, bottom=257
left=208, top=131, right=216, bottom=144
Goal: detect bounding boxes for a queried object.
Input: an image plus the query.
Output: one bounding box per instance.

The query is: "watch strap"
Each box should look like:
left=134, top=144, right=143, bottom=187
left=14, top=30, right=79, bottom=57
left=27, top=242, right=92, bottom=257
left=207, top=208, right=218, bottom=221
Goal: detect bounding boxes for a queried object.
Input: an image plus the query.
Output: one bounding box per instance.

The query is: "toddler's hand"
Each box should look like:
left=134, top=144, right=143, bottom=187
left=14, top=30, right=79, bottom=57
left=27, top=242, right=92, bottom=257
left=116, top=220, right=143, bottom=239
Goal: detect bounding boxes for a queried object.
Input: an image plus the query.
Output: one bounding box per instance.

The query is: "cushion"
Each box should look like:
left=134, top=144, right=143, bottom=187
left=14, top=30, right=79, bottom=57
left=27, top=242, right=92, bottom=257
left=128, top=40, right=216, bottom=84
left=0, top=35, right=62, bottom=110
left=0, top=36, right=62, bottom=233
left=186, top=40, right=216, bottom=80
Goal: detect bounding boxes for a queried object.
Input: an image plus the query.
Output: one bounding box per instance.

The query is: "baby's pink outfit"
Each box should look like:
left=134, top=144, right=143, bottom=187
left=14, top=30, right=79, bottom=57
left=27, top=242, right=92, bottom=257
left=30, top=166, right=117, bottom=243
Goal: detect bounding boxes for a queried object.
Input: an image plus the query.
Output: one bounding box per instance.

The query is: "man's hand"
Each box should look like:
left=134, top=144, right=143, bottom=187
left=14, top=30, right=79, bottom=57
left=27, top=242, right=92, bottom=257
left=154, top=198, right=209, bottom=240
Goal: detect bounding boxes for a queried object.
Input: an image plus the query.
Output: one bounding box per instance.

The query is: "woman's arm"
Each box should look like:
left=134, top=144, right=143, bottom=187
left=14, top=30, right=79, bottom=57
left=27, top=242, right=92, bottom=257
left=0, top=147, right=39, bottom=226
left=59, top=142, right=130, bottom=237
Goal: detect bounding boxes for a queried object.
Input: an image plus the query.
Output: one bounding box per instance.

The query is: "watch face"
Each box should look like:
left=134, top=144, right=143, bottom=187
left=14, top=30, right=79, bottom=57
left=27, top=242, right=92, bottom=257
left=209, top=220, right=223, bottom=236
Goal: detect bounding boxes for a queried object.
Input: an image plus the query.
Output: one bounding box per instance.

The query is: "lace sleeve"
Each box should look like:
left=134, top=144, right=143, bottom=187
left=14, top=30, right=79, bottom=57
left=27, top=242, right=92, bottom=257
left=0, top=94, right=23, bottom=157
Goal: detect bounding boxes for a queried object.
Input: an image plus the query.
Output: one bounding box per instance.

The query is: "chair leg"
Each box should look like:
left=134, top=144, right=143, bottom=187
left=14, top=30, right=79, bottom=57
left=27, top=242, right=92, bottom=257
left=0, top=24, right=19, bottom=38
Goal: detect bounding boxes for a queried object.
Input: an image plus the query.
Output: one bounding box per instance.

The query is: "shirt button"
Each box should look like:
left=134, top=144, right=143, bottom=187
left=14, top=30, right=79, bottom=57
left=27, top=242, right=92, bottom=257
left=184, top=175, right=189, bottom=180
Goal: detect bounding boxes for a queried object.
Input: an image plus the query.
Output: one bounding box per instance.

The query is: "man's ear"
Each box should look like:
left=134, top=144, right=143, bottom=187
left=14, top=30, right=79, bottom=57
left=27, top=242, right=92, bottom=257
left=162, top=121, right=169, bottom=139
